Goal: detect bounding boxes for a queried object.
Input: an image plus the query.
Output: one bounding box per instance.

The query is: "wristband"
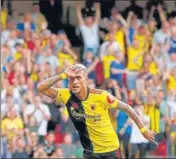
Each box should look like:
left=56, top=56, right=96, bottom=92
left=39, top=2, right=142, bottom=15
left=140, top=127, right=147, bottom=133
left=60, top=73, right=67, bottom=80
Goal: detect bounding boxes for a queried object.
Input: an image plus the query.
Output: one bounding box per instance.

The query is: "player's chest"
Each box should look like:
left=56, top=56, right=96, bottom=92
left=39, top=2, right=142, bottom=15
left=66, top=98, right=107, bottom=122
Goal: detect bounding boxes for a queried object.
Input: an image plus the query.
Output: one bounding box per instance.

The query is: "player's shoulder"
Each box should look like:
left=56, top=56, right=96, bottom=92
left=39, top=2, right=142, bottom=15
left=89, top=88, right=112, bottom=95
left=89, top=88, right=104, bottom=95
left=57, top=88, right=71, bottom=98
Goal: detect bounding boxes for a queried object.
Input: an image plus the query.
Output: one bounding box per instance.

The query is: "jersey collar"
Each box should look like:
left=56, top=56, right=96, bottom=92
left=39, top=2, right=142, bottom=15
left=70, top=87, right=90, bottom=102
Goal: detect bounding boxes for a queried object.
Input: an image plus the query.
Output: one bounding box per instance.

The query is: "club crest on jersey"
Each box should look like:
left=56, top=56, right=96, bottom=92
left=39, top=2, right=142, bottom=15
left=91, top=104, right=96, bottom=110
left=107, top=94, right=115, bottom=104
left=72, top=102, right=79, bottom=109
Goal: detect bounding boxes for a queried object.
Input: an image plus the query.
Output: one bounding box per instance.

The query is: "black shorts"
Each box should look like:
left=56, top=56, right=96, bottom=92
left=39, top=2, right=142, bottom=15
left=83, top=149, right=123, bottom=159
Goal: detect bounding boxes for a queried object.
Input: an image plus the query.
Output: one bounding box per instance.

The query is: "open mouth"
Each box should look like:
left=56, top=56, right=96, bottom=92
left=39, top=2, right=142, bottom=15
left=73, top=86, right=79, bottom=89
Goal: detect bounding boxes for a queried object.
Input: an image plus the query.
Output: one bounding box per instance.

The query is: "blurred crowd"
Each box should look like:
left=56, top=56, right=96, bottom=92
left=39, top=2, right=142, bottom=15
left=1, top=0, right=176, bottom=158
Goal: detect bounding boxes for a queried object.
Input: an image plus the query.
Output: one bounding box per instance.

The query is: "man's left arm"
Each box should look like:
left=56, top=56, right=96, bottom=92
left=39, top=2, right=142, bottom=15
left=117, top=100, right=156, bottom=141
left=103, top=91, right=155, bottom=142
left=94, top=3, right=101, bottom=24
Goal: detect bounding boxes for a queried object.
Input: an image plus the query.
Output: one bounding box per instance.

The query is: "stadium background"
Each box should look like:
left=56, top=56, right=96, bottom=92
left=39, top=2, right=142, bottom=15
left=1, top=0, right=176, bottom=158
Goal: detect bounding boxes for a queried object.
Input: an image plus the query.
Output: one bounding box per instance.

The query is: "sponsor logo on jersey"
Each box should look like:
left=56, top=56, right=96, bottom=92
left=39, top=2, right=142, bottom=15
left=70, top=107, right=101, bottom=122
left=72, top=102, right=79, bottom=109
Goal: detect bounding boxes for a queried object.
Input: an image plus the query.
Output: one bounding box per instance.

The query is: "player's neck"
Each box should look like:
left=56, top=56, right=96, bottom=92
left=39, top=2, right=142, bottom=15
left=75, top=86, right=89, bottom=101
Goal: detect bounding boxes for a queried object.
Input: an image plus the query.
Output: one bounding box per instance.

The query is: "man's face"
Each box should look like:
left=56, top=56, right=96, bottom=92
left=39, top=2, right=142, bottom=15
left=64, top=134, right=72, bottom=144
left=69, top=70, right=87, bottom=94
left=18, top=139, right=25, bottom=148
left=8, top=108, right=17, bottom=119
left=34, top=96, right=41, bottom=105
left=85, top=17, right=93, bottom=26
left=47, top=133, right=55, bottom=144
left=162, top=22, right=170, bottom=33
left=111, top=7, right=118, bottom=16
left=157, top=91, right=164, bottom=100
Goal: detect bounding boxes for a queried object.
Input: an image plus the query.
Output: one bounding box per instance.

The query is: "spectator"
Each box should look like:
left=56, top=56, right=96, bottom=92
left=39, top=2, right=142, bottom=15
left=76, top=3, right=100, bottom=58
left=110, top=53, right=126, bottom=88
left=117, top=109, right=132, bottom=159
left=109, top=7, right=119, bottom=22
left=1, top=135, right=12, bottom=158
left=31, top=2, right=47, bottom=33
left=27, top=132, right=39, bottom=156
left=168, top=25, right=176, bottom=55
left=33, top=144, right=47, bottom=158
left=144, top=94, right=160, bottom=134
left=44, top=47, right=60, bottom=75
left=7, top=62, right=27, bottom=86
left=1, top=107, right=24, bottom=140
left=51, top=147, right=64, bottom=158
left=1, top=94, right=21, bottom=118
left=6, top=29, right=24, bottom=54
left=153, top=21, right=170, bottom=45
left=16, top=12, right=36, bottom=32
left=134, top=25, right=150, bottom=52
left=104, top=19, right=126, bottom=54
left=44, top=98, right=61, bottom=132
left=24, top=95, right=51, bottom=144
left=126, top=38, right=145, bottom=90
left=156, top=90, right=167, bottom=133
left=100, top=32, right=122, bottom=59
left=165, top=90, right=176, bottom=157
left=83, top=50, right=99, bottom=87
left=130, top=104, right=150, bottom=158
left=60, top=133, right=77, bottom=158
left=101, top=46, right=116, bottom=81
left=43, top=131, right=56, bottom=156
left=12, top=137, right=29, bottom=158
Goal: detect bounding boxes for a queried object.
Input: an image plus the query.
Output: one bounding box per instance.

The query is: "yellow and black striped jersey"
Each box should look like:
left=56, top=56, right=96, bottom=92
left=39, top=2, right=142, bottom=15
left=55, top=87, right=120, bottom=153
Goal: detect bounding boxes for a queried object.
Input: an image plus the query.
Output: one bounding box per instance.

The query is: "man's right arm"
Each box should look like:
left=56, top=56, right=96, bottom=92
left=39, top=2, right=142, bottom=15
left=76, top=4, right=85, bottom=26
left=37, top=74, right=64, bottom=99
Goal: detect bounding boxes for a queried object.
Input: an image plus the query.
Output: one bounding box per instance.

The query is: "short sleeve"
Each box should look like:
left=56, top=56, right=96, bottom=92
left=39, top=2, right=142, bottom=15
left=79, top=25, right=86, bottom=32
left=102, top=91, right=119, bottom=109
left=55, top=88, right=71, bottom=106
